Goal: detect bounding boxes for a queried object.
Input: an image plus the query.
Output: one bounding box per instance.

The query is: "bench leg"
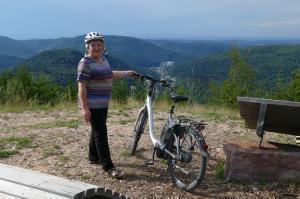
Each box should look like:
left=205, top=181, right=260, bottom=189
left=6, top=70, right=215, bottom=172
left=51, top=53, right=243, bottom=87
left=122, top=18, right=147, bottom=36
left=256, top=103, right=267, bottom=148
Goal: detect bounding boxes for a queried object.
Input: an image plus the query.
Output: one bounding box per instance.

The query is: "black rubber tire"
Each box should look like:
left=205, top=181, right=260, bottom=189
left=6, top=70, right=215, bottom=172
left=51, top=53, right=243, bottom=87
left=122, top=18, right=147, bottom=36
left=84, top=186, right=129, bottom=199
left=130, top=109, right=147, bottom=155
left=167, top=129, right=207, bottom=192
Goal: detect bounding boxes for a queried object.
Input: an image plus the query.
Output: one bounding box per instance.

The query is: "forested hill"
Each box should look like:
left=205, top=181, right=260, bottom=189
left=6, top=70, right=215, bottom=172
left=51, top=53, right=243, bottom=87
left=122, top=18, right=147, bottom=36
left=0, top=55, right=24, bottom=69
left=0, top=35, right=185, bottom=67
left=1, top=34, right=300, bottom=91
left=148, top=40, right=231, bottom=58
left=3, top=34, right=300, bottom=70
left=12, top=48, right=148, bottom=85
left=13, top=49, right=82, bottom=85
left=147, top=39, right=300, bottom=59
left=0, top=36, right=36, bottom=58
left=169, top=45, right=300, bottom=86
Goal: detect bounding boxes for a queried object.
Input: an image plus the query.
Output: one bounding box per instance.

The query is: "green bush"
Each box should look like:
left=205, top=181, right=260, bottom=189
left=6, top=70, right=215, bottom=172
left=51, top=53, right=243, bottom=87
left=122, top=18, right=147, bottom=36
left=112, top=80, right=129, bottom=103
left=215, top=160, right=225, bottom=180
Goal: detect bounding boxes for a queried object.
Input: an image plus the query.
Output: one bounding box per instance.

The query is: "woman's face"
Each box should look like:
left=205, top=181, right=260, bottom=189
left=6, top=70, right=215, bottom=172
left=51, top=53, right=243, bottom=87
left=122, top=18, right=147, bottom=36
left=87, top=40, right=104, bottom=59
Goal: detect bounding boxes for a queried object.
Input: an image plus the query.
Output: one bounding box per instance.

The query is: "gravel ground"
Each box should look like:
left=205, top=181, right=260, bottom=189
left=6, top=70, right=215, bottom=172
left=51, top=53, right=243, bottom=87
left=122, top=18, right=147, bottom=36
left=0, top=106, right=299, bottom=199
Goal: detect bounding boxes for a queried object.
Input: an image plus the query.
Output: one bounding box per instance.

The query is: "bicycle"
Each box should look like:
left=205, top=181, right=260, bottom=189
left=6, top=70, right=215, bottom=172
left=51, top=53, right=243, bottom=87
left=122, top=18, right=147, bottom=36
left=130, top=74, right=208, bottom=192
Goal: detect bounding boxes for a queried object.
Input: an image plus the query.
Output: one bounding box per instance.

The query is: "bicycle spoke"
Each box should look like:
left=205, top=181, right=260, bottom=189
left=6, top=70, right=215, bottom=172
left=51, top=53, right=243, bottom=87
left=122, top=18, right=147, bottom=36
left=168, top=130, right=206, bottom=191
left=180, top=132, right=187, bottom=146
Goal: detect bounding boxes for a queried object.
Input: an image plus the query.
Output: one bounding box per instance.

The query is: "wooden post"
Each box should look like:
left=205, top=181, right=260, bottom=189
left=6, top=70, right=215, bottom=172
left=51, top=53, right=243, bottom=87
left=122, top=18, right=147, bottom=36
left=256, top=103, right=267, bottom=148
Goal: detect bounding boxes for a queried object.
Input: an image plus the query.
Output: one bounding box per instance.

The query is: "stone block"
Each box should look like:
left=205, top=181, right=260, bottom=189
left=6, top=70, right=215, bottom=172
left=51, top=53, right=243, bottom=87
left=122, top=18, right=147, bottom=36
left=223, top=140, right=300, bottom=181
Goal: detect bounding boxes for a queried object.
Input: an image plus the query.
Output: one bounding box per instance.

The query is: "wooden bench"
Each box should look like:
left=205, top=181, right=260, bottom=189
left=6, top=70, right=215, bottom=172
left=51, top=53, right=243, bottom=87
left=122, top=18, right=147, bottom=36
left=0, top=163, right=128, bottom=199
left=237, top=97, right=300, bottom=147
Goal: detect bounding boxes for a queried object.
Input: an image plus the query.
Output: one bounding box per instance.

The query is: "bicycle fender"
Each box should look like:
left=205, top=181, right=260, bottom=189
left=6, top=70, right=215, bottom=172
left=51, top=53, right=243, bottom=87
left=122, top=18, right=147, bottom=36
left=200, top=149, right=208, bottom=158
left=198, top=137, right=209, bottom=158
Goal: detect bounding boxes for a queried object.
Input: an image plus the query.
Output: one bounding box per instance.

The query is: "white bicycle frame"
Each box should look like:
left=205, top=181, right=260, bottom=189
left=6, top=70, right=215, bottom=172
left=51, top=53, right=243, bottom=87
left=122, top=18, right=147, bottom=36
left=146, top=95, right=165, bottom=149
left=137, top=91, right=177, bottom=159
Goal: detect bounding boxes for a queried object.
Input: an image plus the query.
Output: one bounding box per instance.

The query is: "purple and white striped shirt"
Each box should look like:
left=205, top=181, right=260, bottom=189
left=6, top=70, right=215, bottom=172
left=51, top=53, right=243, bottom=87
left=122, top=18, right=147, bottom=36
left=77, top=56, right=113, bottom=109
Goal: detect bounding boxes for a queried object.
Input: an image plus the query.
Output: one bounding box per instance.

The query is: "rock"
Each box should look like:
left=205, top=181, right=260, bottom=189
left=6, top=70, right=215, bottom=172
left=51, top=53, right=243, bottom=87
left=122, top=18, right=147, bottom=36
left=223, top=140, right=300, bottom=181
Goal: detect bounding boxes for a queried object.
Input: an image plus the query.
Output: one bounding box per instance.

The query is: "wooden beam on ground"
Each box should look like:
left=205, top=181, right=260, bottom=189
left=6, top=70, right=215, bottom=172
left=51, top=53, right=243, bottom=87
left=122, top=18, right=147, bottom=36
left=0, top=163, right=128, bottom=199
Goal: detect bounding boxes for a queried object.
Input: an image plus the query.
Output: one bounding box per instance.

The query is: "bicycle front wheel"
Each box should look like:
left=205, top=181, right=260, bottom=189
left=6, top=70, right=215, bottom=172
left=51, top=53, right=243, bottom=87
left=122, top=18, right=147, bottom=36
left=130, top=108, right=147, bottom=155
left=167, top=128, right=207, bottom=192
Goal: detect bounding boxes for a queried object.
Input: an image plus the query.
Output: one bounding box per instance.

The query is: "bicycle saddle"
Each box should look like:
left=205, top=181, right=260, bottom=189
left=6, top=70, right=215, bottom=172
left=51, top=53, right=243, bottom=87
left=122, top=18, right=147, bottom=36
left=171, top=95, right=188, bottom=102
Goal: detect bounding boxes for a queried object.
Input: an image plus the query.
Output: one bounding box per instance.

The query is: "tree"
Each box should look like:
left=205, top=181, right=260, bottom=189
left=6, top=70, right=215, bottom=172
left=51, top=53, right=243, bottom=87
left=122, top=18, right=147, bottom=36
left=112, top=80, right=129, bottom=103
left=288, top=69, right=300, bottom=101
left=130, top=81, right=147, bottom=101
left=31, top=74, right=61, bottom=104
left=209, top=48, right=256, bottom=107
left=269, top=71, right=288, bottom=100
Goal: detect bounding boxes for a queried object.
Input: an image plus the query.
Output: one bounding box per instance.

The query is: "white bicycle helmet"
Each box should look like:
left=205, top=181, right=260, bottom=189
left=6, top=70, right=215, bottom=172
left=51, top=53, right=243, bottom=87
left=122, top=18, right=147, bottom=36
left=84, top=31, right=108, bottom=57
left=85, top=32, right=104, bottom=44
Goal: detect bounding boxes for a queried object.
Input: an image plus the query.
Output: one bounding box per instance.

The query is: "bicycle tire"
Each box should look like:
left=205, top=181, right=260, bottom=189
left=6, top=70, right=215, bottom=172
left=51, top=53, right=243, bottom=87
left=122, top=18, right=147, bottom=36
left=130, top=108, right=147, bottom=155
left=167, top=128, right=207, bottom=192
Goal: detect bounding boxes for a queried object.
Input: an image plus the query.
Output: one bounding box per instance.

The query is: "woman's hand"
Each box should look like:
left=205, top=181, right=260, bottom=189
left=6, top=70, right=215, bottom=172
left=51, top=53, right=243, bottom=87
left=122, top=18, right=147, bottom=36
left=113, top=70, right=140, bottom=79
left=126, top=70, right=139, bottom=78
left=81, top=108, right=91, bottom=123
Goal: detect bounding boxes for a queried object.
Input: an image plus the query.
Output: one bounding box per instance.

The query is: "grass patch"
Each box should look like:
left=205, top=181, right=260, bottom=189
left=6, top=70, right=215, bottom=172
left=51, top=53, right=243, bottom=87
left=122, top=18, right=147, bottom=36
left=258, top=177, right=268, bottom=186
left=58, top=155, right=70, bottom=164
left=27, top=119, right=81, bottom=129
left=109, top=110, right=130, bottom=117
left=0, top=136, right=32, bottom=159
left=152, top=101, right=240, bottom=123
left=0, top=126, right=19, bottom=132
left=0, top=150, right=18, bottom=158
left=0, top=136, right=32, bottom=149
left=159, top=159, right=167, bottom=164
left=0, top=119, right=81, bottom=132
left=186, top=104, right=239, bottom=122
left=120, top=149, right=132, bottom=157
left=110, top=99, right=142, bottom=110
left=127, top=162, right=141, bottom=168
left=272, top=134, right=295, bottom=145
left=0, top=102, right=78, bottom=113
left=214, top=160, right=225, bottom=180
left=80, top=174, right=91, bottom=180
left=201, top=112, right=224, bottom=121
left=42, top=147, right=59, bottom=157
left=118, top=118, right=136, bottom=125
left=287, top=178, right=300, bottom=186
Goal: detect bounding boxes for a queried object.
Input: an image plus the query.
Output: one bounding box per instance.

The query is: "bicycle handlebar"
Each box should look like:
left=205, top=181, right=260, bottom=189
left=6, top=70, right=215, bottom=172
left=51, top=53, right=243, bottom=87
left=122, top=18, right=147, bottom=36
left=134, top=74, right=173, bottom=89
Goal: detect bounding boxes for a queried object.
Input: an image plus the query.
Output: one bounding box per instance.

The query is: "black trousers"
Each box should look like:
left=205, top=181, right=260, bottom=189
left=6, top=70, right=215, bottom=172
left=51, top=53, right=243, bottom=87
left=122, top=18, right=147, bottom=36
left=89, top=108, right=114, bottom=171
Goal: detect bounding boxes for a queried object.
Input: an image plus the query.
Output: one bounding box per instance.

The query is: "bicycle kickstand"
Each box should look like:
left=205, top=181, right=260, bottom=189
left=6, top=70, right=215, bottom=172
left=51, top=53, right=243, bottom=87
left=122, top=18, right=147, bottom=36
left=144, top=148, right=157, bottom=166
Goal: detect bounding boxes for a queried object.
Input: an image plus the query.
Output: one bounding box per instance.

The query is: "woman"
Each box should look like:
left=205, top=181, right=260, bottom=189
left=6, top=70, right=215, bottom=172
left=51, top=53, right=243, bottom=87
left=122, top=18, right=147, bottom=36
left=77, top=32, right=137, bottom=178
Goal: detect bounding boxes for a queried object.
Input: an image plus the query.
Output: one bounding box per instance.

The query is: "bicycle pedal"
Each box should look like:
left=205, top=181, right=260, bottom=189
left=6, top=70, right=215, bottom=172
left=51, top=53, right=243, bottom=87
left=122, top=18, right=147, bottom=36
left=144, top=160, right=154, bottom=166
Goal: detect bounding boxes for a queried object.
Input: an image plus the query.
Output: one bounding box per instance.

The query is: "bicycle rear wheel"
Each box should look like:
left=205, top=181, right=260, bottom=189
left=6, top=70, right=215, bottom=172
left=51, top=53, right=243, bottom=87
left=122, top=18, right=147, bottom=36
left=167, top=128, right=207, bottom=192
left=130, top=108, right=147, bottom=155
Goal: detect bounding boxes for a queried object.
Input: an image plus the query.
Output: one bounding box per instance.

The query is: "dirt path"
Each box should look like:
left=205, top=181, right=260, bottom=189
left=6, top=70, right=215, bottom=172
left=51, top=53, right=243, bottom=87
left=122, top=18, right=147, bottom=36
left=0, top=106, right=299, bottom=198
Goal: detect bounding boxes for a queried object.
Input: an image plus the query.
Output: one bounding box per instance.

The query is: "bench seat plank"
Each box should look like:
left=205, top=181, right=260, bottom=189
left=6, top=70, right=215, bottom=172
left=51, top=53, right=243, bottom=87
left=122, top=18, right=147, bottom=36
left=0, top=163, right=98, bottom=198
left=0, top=192, right=23, bottom=199
left=0, top=179, right=69, bottom=199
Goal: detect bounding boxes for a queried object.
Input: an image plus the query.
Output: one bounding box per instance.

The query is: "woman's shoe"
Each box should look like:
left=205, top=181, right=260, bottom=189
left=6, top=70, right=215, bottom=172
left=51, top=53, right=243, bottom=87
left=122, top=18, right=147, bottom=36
left=107, top=168, right=124, bottom=178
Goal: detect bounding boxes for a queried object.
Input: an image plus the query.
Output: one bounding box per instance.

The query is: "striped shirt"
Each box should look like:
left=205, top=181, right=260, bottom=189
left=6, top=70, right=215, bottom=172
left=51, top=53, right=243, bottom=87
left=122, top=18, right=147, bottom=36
left=77, top=56, right=113, bottom=109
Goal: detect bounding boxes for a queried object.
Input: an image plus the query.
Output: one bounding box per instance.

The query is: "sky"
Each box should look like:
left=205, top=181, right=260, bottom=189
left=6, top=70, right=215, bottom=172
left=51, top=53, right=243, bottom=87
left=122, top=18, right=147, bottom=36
left=1, top=0, right=300, bottom=40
